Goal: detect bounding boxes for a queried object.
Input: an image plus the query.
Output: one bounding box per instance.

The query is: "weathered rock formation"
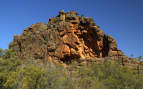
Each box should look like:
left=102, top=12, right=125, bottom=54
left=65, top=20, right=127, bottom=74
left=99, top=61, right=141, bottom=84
left=9, top=10, right=126, bottom=64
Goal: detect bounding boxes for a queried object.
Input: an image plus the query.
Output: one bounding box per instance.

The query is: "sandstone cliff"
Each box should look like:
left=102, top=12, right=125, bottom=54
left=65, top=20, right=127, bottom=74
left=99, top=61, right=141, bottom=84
left=10, top=10, right=127, bottom=64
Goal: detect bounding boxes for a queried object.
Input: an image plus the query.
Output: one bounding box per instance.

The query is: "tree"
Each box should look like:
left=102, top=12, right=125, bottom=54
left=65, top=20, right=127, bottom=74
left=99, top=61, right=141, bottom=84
left=0, top=48, right=4, bottom=57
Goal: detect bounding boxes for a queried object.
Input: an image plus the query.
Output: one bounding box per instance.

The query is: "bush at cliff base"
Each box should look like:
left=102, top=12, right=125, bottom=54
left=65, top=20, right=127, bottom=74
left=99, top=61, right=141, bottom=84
left=0, top=49, right=143, bottom=89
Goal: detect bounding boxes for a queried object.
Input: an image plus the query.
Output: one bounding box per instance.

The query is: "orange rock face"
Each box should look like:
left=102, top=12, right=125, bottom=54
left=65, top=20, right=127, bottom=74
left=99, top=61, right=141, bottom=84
left=9, top=11, right=125, bottom=63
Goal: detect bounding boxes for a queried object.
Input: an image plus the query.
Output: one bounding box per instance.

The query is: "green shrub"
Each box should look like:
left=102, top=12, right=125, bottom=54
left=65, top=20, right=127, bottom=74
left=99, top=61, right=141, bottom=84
left=0, top=51, right=143, bottom=89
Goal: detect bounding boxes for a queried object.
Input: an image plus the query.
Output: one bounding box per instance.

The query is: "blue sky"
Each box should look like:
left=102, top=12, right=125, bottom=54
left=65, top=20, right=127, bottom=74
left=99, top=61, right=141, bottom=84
left=0, top=0, right=143, bottom=58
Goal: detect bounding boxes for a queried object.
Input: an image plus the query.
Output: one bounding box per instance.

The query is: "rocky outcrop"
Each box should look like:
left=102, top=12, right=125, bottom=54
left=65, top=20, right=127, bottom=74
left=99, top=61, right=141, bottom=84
left=9, top=10, right=126, bottom=64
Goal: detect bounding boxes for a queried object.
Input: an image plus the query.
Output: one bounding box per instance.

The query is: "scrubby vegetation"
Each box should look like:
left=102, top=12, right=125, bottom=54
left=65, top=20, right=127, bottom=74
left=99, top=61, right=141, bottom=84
left=0, top=49, right=143, bottom=89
